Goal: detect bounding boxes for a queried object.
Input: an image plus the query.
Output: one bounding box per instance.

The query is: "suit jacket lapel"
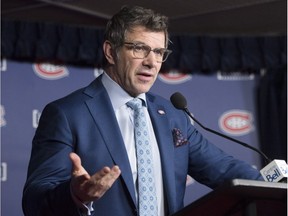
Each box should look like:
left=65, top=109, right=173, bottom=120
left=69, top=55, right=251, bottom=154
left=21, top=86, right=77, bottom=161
left=83, top=78, right=137, bottom=206
left=147, top=95, right=177, bottom=214
left=82, top=79, right=177, bottom=211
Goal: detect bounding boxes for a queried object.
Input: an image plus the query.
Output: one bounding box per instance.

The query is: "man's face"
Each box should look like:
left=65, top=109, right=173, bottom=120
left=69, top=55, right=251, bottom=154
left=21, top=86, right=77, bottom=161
left=108, top=26, right=166, bottom=97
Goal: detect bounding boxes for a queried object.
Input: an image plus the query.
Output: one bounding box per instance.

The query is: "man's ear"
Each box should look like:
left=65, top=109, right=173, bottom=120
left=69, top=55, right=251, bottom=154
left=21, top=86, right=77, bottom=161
left=103, top=40, right=116, bottom=65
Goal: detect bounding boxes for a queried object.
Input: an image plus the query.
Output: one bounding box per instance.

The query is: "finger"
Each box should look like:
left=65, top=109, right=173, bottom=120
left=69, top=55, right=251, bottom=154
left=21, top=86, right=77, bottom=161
left=111, top=165, right=121, bottom=177
left=109, top=166, right=121, bottom=182
left=73, top=165, right=121, bottom=202
left=97, top=166, right=112, bottom=177
left=91, top=166, right=121, bottom=197
left=93, top=166, right=121, bottom=186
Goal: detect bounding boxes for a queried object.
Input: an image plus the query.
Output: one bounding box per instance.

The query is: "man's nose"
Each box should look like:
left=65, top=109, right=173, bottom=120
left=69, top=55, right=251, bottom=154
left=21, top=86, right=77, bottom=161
left=142, top=51, right=159, bottom=68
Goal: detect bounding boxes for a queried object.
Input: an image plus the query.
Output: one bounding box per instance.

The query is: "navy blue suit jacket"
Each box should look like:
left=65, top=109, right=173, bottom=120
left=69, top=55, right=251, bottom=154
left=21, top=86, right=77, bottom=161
left=23, top=76, right=262, bottom=215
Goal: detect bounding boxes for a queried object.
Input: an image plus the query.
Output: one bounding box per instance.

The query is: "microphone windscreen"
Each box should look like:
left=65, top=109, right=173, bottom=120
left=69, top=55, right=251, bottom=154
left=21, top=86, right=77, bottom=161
left=170, top=92, right=187, bottom=109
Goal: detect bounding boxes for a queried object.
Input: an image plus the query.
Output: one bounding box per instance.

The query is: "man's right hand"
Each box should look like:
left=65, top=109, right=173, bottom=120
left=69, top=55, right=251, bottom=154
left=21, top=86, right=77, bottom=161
left=69, top=152, right=121, bottom=203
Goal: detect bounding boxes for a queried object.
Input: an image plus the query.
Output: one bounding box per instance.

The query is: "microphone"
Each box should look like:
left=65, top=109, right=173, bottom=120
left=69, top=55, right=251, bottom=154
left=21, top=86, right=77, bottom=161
left=170, top=92, right=271, bottom=164
left=260, top=159, right=288, bottom=182
left=170, top=92, right=288, bottom=183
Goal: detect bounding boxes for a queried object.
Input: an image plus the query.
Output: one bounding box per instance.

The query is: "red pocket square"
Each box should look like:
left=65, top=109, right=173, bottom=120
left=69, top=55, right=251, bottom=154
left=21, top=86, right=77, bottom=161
left=172, top=128, right=189, bottom=147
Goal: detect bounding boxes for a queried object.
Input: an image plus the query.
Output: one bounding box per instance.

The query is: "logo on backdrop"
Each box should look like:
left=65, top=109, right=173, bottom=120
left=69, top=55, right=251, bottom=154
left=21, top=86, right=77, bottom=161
left=0, top=58, right=7, bottom=71
left=158, top=70, right=192, bottom=84
left=1, top=162, right=7, bottom=182
left=33, top=62, right=69, bottom=80
left=32, top=109, right=42, bottom=128
left=217, top=71, right=255, bottom=81
left=219, top=110, right=254, bottom=136
left=0, top=105, right=6, bottom=127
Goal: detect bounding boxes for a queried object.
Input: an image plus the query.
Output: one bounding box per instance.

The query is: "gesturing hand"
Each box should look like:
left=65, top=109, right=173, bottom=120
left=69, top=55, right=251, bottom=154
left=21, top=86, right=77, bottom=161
left=69, top=152, right=121, bottom=204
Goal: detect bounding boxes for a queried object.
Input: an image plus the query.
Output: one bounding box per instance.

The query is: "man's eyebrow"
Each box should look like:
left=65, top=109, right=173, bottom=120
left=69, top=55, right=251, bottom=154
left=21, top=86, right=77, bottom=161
left=127, top=41, right=166, bottom=49
left=129, top=41, right=146, bottom=45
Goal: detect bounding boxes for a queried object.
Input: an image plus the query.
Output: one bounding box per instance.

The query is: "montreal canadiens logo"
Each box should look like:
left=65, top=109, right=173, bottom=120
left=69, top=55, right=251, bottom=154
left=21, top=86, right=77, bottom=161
left=158, top=70, right=192, bottom=84
left=33, top=62, right=68, bottom=80
left=0, top=105, right=6, bottom=127
left=219, top=110, right=254, bottom=136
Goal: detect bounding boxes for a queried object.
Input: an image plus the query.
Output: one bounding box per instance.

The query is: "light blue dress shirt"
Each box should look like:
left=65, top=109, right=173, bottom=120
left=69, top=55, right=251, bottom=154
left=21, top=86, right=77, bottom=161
left=102, top=72, right=165, bottom=216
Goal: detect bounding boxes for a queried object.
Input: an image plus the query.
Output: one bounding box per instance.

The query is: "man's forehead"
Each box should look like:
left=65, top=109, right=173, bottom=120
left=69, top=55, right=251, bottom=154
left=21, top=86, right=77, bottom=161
left=125, top=26, right=166, bottom=45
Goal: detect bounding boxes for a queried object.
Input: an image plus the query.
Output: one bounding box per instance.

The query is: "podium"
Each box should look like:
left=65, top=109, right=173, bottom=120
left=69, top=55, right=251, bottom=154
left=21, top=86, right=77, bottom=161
left=173, top=179, right=287, bottom=216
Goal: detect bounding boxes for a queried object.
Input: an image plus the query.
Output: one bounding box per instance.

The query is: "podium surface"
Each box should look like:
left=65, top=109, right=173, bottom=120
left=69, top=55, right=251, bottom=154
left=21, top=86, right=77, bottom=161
left=173, top=179, right=287, bottom=216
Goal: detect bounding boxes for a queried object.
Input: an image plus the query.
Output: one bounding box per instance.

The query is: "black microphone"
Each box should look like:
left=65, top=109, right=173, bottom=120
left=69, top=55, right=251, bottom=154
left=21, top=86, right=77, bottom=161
left=170, top=92, right=271, bottom=165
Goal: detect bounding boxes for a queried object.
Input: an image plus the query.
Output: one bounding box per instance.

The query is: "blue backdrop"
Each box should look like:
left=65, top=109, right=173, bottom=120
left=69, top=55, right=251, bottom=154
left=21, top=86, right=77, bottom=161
left=1, top=59, right=262, bottom=215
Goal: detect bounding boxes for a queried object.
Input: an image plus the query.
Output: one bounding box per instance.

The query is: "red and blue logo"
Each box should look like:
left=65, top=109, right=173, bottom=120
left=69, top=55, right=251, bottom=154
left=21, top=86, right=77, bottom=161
left=158, top=70, right=192, bottom=84
left=33, top=62, right=68, bottom=80
left=219, top=110, right=254, bottom=136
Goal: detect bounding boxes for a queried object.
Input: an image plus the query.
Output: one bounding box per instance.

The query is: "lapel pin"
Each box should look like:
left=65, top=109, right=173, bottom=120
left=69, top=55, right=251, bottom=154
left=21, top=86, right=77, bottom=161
left=158, top=109, right=165, bottom=115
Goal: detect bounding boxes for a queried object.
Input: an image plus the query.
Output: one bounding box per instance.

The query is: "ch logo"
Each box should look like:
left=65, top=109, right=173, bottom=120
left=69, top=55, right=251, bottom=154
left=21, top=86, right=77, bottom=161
left=219, top=110, right=253, bottom=136
left=32, top=109, right=42, bottom=128
left=1, top=162, right=7, bottom=182
left=158, top=70, right=192, bottom=84
left=0, top=105, right=6, bottom=127
left=33, top=62, right=68, bottom=80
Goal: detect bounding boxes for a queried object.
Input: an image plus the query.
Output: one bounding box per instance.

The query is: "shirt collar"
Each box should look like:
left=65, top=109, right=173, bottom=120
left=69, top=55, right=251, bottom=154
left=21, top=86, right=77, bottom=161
left=101, top=72, right=147, bottom=111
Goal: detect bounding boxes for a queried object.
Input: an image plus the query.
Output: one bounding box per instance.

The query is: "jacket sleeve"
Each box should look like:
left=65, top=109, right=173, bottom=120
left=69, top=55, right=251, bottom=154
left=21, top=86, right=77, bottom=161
left=22, top=102, right=85, bottom=216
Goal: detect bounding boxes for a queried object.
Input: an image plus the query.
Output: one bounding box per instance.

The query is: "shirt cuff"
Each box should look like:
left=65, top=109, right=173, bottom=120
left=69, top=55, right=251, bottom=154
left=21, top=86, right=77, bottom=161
left=70, top=184, right=94, bottom=215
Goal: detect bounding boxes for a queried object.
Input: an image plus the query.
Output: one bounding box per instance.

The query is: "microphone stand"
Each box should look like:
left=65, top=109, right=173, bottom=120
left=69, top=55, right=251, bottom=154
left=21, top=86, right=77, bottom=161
left=183, top=107, right=271, bottom=165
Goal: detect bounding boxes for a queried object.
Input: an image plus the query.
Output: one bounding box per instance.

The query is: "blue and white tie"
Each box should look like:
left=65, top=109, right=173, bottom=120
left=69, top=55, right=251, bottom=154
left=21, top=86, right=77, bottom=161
left=127, top=98, right=158, bottom=216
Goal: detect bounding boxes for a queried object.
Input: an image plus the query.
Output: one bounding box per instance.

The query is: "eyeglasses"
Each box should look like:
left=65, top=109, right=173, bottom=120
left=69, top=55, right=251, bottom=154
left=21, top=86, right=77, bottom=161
left=123, top=42, right=172, bottom=63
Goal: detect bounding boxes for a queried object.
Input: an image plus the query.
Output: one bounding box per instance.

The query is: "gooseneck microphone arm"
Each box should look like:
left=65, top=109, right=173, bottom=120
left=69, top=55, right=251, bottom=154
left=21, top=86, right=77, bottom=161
left=170, top=92, right=271, bottom=165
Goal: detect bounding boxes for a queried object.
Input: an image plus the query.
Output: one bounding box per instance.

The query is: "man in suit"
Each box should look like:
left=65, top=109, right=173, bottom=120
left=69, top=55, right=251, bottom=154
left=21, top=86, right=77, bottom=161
left=22, top=5, right=262, bottom=216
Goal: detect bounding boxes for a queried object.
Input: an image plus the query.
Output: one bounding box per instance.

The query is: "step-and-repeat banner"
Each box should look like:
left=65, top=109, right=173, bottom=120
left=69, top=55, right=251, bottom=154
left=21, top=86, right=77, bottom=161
left=1, top=59, right=262, bottom=215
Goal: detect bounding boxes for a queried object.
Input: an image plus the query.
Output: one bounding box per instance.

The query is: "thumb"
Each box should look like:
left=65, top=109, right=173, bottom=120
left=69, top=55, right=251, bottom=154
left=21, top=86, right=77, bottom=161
left=69, top=152, right=87, bottom=176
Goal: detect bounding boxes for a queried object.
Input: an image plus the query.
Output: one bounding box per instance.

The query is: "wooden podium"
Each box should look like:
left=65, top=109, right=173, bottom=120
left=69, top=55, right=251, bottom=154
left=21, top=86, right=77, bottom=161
left=172, top=179, right=287, bottom=216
